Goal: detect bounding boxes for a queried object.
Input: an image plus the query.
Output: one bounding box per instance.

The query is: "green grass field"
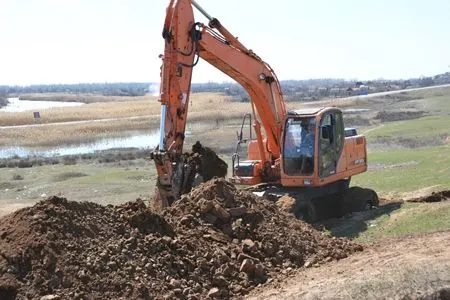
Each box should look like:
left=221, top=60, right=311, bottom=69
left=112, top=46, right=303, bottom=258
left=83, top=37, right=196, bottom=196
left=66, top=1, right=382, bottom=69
left=352, top=146, right=450, bottom=195
left=357, top=202, right=450, bottom=241
left=366, top=115, right=449, bottom=140
left=0, top=161, right=156, bottom=215
left=338, top=87, right=450, bottom=241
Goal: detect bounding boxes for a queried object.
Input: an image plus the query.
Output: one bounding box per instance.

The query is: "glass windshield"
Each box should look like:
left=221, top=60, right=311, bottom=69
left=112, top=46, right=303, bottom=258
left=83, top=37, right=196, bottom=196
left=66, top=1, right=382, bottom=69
left=283, top=117, right=316, bottom=175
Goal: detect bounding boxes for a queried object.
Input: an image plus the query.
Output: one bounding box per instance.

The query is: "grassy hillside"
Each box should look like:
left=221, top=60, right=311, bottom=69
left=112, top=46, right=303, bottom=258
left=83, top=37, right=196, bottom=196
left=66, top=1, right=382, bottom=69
left=358, top=202, right=450, bottom=241
left=336, top=87, right=450, bottom=241
left=353, top=146, right=450, bottom=195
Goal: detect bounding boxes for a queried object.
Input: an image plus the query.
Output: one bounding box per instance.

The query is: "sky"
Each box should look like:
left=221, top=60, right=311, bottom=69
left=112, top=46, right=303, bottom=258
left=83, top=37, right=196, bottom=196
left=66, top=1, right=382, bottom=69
left=1, top=0, right=449, bottom=85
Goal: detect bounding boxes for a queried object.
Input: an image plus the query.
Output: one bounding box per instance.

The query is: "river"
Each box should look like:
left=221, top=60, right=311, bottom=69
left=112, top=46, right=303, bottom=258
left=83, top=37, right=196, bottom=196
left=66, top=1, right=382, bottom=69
left=0, top=98, right=161, bottom=159
left=0, top=132, right=160, bottom=159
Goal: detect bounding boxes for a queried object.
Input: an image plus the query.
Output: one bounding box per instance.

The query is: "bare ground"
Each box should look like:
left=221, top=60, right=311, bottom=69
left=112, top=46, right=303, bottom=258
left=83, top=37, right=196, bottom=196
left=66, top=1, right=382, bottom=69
left=246, top=230, right=450, bottom=300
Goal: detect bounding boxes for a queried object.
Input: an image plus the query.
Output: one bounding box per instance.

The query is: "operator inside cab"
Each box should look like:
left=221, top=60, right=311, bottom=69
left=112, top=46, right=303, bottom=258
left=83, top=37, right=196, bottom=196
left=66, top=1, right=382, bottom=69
left=283, top=117, right=316, bottom=175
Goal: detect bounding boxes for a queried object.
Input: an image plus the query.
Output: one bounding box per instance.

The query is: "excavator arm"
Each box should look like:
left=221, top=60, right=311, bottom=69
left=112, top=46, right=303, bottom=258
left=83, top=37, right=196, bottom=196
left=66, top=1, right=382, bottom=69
left=152, top=0, right=286, bottom=204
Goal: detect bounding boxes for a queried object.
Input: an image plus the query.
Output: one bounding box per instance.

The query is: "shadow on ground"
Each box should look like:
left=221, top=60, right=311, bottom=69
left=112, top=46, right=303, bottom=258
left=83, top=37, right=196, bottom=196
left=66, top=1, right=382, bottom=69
left=317, top=202, right=402, bottom=238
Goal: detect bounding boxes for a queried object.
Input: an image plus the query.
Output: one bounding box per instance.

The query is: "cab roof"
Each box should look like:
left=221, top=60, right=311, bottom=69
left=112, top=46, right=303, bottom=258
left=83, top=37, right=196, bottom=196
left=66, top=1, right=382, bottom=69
left=287, top=107, right=327, bottom=116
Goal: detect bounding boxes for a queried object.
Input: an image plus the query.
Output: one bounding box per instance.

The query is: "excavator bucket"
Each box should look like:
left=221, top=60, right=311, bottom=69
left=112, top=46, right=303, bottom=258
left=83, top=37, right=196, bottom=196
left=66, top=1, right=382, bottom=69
left=174, top=142, right=228, bottom=196
left=153, top=141, right=228, bottom=209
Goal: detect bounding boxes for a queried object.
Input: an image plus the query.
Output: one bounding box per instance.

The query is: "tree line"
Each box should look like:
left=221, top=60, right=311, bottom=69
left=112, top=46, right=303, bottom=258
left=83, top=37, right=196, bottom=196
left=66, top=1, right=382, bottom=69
left=0, top=72, right=448, bottom=105
left=0, top=83, right=150, bottom=97
left=0, top=91, right=8, bottom=108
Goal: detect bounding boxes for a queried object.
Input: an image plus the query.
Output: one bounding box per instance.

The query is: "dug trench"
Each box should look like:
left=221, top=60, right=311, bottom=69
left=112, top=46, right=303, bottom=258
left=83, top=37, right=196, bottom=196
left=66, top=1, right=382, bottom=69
left=0, top=178, right=363, bottom=299
left=407, top=190, right=450, bottom=203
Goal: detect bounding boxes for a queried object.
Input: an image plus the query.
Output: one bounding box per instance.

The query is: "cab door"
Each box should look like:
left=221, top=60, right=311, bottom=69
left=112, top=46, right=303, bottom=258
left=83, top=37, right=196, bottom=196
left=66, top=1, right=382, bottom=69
left=319, top=111, right=344, bottom=177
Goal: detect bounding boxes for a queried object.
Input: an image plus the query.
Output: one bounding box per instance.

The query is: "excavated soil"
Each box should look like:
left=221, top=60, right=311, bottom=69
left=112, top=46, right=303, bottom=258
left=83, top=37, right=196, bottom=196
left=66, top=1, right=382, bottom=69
left=171, top=141, right=228, bottom=198
left=407, top=190, right=450, bottom=203
left=190, top=141, right=228, bottom=182
left=0, top=178, right=362, bottom=300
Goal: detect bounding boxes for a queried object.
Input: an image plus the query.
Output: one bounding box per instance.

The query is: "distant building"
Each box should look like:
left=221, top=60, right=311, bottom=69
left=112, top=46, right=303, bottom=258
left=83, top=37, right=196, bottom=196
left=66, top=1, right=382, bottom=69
left=359, top=85, right=369, bottom=95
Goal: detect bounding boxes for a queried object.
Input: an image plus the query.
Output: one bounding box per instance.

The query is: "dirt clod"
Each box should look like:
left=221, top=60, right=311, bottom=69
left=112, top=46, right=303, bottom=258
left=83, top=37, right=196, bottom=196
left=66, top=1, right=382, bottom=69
left=0, top=179, right=362, bottom=299
left=408, top=190, right=450, bottom=203
left=276, top=195, right=296, bottom=213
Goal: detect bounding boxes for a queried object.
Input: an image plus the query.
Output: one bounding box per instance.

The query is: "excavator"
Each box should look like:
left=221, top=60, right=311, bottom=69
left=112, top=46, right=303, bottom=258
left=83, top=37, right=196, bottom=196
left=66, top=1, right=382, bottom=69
left=151, top=0, right=378, bottom=221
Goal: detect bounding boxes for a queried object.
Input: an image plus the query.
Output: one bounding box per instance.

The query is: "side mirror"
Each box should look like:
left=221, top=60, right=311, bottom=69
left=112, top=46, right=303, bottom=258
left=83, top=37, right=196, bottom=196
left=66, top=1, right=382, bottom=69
left=321, top=126, right=330, bottom=139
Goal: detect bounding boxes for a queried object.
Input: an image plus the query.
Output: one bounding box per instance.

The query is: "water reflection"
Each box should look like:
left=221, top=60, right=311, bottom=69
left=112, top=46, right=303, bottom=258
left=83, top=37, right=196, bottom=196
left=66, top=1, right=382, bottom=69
left=1, top=98, right=84, bottom=112
left=0, top=133, right=160, bottom=159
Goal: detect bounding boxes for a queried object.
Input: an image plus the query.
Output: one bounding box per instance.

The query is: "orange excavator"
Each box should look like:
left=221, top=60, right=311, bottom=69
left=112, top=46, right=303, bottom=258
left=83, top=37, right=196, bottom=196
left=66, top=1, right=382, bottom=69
left=151, top=0, right=377, bottom=221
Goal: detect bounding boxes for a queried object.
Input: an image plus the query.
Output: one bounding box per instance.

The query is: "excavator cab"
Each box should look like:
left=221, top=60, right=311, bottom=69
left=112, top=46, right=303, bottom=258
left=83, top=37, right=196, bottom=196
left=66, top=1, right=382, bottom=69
left=232, top=107, right=367, bottom=191
left=281, top=107, right=348, bottom=186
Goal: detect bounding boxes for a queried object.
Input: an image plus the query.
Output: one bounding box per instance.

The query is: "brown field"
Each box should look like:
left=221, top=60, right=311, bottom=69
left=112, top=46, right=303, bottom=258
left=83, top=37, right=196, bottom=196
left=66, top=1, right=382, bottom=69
left=1, top=93, right=251, bottom=126
left=0, top=117, right=154, bottom=147
left=18, top=93, right=146, bottom=103
left=0, top=93, right=257, bottom=146
left=1, top=97, right=155, bottom=126
left=3, top=91, right=370, bottom=127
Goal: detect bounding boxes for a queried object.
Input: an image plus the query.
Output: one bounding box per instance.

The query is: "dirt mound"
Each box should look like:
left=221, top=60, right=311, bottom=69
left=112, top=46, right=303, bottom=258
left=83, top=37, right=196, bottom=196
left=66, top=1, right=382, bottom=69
left=408, top=190, right=450, bottom=203
left=0, top=180, right=362, bottom=299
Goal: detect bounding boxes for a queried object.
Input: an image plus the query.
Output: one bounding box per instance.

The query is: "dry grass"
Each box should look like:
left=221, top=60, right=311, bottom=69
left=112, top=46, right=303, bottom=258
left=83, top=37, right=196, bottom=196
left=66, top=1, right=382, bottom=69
left=1, top=93, right=250, bottom=126
left=0, top=118, right=156, bottom=146
left=0, top=98, right=157, bottom=126
left=19, top=93, right=145, bottom=103
left=1, top=93, right=255, bottom=146
left=3, top=91, right=343, bottom=147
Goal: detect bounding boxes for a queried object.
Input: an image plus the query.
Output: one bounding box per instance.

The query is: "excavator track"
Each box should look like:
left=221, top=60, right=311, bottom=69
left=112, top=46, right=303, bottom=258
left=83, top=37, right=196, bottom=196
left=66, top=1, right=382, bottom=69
left=244, top=183, right=379, bottom=222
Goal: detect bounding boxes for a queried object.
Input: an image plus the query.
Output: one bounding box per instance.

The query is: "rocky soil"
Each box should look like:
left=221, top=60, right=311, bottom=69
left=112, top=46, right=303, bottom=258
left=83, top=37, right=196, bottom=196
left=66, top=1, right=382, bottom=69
left=0, top=178, right=362, bottom=299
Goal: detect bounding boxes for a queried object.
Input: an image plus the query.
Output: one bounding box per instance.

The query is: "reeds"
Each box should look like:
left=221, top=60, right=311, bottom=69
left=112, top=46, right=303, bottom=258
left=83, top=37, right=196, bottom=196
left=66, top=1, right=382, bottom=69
left=1, top=93, right=254, bottom=147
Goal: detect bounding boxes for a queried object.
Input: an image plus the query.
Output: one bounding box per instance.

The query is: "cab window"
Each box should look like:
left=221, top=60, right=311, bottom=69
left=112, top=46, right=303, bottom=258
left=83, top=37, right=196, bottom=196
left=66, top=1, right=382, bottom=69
left=319, top=111, right=344, bottom=177
left=283, top=117, right=316, bottom=175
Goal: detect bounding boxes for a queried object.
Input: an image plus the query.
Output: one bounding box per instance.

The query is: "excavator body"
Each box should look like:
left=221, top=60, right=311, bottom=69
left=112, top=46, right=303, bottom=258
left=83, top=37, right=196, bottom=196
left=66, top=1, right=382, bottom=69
left=151, top=0, right=377, bottom=220
left=231, top=107, right=369, bottom=220
left=231, top=107, right=367, bottom=187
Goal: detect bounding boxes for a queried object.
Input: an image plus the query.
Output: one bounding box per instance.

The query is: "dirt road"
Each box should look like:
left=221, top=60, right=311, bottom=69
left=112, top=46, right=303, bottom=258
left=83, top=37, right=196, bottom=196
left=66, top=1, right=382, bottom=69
left=342, top=83, right=450, bottom=100
left=247, top=230, right=450, bottom=300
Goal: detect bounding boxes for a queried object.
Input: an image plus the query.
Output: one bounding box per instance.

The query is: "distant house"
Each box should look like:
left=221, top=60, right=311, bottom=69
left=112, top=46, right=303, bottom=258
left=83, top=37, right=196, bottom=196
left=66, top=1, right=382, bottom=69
left=346, top=87, right=353, bottom=96
left=359, top=85, right=369, bottom=95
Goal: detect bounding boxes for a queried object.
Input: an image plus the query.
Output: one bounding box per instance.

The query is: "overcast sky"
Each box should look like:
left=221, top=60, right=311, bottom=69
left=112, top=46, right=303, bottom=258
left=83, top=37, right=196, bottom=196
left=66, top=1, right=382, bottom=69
left=1, top=0, right=449, bottom=85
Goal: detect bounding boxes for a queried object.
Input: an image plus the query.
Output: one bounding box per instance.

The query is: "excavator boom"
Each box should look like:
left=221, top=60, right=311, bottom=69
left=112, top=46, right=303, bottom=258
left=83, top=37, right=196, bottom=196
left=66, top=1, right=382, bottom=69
left=153, top=0, right=286, bottom=204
